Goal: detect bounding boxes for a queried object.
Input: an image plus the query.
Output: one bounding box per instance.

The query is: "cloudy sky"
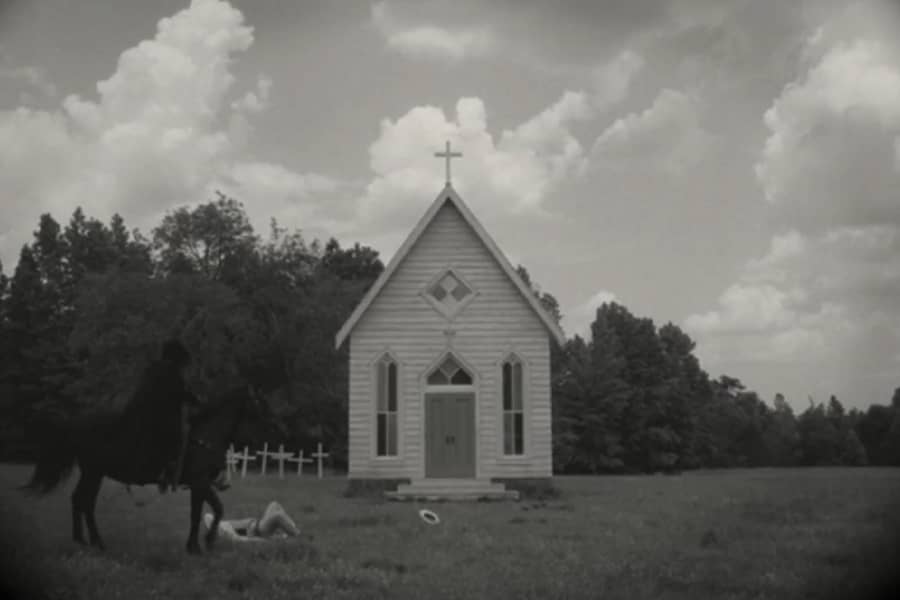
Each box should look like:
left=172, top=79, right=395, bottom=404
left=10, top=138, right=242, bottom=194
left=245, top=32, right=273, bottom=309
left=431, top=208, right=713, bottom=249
left=1, top=0, right=899, bottom=410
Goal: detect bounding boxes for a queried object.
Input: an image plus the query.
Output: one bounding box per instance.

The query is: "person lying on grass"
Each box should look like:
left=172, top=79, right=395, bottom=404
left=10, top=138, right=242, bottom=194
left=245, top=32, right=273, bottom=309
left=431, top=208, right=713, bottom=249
left=203, top=501, right=300, bottom=542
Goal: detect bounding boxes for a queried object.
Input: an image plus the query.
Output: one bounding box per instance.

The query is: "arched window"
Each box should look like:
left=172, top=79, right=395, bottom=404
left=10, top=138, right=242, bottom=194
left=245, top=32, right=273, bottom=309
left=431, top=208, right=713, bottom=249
left=426, top=353, right=473, bottom=385
left=375, top=355, right=398, bottom=456
left=501, top=356, right=524, bottom=455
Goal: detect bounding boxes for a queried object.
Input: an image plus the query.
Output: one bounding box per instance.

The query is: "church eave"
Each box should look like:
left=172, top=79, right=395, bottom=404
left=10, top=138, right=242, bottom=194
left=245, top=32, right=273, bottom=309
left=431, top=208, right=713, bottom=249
left=334, top=184, right=567, bottom=350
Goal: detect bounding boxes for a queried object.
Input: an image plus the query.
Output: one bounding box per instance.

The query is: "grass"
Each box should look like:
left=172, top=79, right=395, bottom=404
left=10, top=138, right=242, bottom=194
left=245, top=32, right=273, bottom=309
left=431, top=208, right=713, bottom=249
left=1, top=465, right=899, bottom=599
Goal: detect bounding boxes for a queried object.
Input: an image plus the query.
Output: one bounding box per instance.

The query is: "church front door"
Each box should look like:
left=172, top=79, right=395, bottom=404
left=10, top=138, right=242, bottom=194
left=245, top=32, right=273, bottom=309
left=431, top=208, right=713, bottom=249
left=425, top=393, right=475, bottom=478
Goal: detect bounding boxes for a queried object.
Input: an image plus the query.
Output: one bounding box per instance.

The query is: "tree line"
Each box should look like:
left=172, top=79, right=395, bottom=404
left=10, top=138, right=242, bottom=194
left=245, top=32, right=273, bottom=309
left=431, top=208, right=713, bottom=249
left=0, top=196, right=897, bottom=471
left=550, top=303, right=900, bottom=472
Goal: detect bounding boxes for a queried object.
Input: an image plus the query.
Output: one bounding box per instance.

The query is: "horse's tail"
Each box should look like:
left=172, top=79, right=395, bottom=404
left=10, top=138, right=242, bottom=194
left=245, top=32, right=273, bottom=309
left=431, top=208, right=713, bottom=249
left=20, top=419, right=77, bottom=496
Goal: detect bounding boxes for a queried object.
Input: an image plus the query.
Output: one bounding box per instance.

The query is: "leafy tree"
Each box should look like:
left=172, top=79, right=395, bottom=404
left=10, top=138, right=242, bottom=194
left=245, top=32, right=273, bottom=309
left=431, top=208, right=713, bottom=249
left=763, top=393, right=799, bottom=466
left=152, top=192, right=258, bottom=280
left=826, top=395, right=845, bottom=421
left=68, top=272, right=252, bottom=407
left=515, top=265, right=562, bottom=326
left=64, top=208, right=152, bottom=280
left=320, top=238, right=384, bottom=283
left=580, top=309, right=630, bottom=472
left=552, top=335, right=590, bottom=472
left=840, top=428, right=868, bottom=466
left=657, top=323, right=707, bottom=468
left=0, top=258, right=7, bottom=301
left=856, top=403, right=895, bottom=465
left=12, top=215, right=82, bottom=417
left=880, top=408, right=900, bottom=466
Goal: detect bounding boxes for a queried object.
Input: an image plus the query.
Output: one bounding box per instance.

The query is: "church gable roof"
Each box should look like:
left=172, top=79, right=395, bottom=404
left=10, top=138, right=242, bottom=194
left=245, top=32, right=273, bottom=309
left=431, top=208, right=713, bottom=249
left=334, top=184, right=567, bottom=349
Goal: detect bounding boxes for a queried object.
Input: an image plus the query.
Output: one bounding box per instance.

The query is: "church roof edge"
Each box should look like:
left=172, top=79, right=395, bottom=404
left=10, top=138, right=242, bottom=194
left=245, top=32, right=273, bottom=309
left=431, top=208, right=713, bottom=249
left=334, top=185, right=567, bottom=349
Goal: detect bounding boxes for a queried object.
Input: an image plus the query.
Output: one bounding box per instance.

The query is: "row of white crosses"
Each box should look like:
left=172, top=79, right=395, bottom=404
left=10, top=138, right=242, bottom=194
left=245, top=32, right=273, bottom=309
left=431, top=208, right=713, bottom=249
left=225, top=442, right=330, bottom=481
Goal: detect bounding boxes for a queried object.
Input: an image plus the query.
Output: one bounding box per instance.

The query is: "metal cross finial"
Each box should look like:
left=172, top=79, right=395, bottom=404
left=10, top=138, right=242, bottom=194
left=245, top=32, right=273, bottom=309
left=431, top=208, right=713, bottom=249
left=434, top=140, right=462, bottom=185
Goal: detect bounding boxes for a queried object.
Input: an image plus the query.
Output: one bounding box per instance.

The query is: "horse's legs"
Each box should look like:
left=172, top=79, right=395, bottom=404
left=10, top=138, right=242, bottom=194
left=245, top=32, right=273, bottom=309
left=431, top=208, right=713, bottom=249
left=71, top=471, right=87, bottom=545
left=186, top=485, right=204, bottom=555
left=81, top=470, right=106, bottom=550
left=204, top=486, right=223, bottom=550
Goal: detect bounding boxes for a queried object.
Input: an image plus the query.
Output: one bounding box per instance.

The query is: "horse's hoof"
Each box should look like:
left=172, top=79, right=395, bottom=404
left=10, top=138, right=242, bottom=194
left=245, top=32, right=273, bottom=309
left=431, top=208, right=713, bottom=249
left=186, top=543, right=202, bottom=555
left=204, top=534, right=217, bottom=550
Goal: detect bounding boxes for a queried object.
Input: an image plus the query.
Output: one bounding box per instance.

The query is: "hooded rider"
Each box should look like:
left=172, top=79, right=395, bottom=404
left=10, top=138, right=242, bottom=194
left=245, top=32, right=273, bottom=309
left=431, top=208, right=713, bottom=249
left=128, top=338, right=228, bottom=493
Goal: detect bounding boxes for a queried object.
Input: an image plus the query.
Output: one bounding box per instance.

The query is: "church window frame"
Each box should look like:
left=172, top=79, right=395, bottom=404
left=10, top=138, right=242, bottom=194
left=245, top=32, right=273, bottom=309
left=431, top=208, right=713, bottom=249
left=499, top=353, right=526, bottom=457
left=373, top=352, right=400, bottom=458
left=425, top=352, right=474, bottom=386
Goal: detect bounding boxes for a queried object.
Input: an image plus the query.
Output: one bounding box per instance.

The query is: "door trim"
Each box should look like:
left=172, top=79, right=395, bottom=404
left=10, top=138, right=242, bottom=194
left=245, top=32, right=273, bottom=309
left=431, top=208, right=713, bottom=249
left=424, top=392, right=476, bottom=478
left=419, top=350, right=480, bottom=480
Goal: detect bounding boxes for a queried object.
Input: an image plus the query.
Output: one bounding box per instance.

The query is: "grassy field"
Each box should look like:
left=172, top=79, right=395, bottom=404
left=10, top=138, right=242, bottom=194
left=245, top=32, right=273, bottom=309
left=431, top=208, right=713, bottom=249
left=1, top=465, right=899, bottom=600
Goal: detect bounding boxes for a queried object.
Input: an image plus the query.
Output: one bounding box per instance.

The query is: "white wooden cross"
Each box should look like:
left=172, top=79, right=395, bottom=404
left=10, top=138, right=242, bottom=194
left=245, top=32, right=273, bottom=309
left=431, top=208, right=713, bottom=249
left=312, top=442, right=330, bottom=479
left=285, top=449, right=314, bottom=476
left=268, top=444, right=296, bottom=479
left=256, top=442, right=273, bottom=475
left=236, top=445, right=256, bottom=478
left=434, top=140, right=462, bottom=185
left=225, top=444, right=239, bottom=482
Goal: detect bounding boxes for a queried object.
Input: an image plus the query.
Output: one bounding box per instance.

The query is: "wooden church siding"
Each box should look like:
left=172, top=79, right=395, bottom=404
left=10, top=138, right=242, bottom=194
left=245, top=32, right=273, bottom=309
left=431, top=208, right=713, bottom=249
left=347, top=200, right=553, bottom=479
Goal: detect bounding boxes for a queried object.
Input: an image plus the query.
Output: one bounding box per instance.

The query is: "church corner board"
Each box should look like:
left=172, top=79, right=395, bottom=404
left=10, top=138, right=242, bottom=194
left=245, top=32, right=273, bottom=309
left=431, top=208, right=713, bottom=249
left=336, top=174, right=563, bottom=493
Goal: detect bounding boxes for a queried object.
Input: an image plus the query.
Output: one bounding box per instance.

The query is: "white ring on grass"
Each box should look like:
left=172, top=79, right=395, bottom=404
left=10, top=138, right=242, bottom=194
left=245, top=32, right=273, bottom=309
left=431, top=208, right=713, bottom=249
left=418, top=509, right=440, bottom=525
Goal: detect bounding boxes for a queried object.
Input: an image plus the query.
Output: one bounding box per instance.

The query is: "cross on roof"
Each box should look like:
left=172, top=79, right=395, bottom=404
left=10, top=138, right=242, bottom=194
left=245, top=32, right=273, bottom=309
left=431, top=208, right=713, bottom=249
left=434, top=140, right=462, bottom=186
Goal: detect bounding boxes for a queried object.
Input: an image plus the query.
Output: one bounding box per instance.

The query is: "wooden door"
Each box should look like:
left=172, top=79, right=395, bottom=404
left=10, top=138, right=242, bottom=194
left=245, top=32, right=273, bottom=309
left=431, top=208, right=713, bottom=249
left=425, top=394, right=475, bottom=478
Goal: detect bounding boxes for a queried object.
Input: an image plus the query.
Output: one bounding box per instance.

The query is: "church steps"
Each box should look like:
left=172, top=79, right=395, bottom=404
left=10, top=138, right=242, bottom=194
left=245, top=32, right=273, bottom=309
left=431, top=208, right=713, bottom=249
left=385, top=479, right=520, bottom=501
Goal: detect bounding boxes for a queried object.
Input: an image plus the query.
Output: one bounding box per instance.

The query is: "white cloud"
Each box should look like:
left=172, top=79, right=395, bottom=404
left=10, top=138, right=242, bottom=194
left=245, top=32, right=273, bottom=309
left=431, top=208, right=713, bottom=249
left=590, top=50, right=644, bottom=111
left=370, top=1, right=494, bottom=62
left=562, top=289, right=618, bottom=339
left=686, top=223, right=900, bottom=366
left=0, top=0, right=339, bottom=268
left=685, top=283, right=804, bottom=335
left=220, top=162, right=348, bottom=234
left=688, top=3, right=900, bottom=381
left=754, top=37, right=900, bottom=230
left=231, top=75, right=272, bottom=115
left=351, top=47, right=644, bottom=254
left=0, top=63, right=58, bottom=100
left=353, top=88, right=595, bottom=258
left=592, top=88, right=715, bottom=175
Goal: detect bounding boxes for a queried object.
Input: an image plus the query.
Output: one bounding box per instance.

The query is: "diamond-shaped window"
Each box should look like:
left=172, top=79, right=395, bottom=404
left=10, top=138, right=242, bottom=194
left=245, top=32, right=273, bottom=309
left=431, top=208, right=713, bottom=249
left=423, top=268, right=476, bottom=318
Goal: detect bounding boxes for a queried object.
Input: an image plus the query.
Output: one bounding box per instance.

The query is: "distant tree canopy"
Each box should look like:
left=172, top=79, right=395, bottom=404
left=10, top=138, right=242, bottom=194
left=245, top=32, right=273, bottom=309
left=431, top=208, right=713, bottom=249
left=0, top=195, right=382, bottom=464
left=0, top=195, right=896, bottom=470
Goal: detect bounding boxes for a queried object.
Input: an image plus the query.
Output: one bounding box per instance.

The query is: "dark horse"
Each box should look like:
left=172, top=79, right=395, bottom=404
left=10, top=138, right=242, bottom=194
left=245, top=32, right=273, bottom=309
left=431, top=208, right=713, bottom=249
left=21, top=386, right=254, bottom=554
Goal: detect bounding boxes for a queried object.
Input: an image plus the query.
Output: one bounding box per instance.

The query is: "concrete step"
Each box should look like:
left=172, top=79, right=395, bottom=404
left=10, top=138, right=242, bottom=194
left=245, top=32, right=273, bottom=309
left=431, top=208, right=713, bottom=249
left=385, top=489, right=519, bottom=501
left=399, top=478, right=503, bottom=490
left=385, top=479, right=519, bottom=501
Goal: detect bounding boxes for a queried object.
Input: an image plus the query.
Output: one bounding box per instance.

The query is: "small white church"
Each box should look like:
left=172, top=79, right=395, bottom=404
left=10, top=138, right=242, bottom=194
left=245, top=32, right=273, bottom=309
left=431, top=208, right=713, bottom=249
left=334, top=143, right=565, bottom=499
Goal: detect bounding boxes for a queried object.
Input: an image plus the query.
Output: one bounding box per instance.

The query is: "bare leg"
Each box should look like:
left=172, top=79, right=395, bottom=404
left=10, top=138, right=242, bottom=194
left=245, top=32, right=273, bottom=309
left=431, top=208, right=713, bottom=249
left=257, top=501, right=299, bottom=537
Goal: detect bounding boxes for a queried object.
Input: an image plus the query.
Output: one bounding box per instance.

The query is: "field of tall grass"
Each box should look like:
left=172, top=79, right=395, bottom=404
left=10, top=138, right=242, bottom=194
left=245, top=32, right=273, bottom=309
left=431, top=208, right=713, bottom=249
left=1, top=465, right=898, bottom=599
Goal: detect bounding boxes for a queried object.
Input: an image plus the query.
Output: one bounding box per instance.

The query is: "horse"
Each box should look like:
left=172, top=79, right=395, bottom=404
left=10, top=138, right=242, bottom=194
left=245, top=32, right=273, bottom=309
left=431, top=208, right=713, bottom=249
left=20, top=385, right=256, bottom=554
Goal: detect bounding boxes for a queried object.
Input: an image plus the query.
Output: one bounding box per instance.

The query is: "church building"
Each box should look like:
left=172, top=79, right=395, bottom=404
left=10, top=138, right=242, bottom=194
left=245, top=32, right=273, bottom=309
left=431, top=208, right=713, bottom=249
left=334, top=143, right=565, bottom=499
